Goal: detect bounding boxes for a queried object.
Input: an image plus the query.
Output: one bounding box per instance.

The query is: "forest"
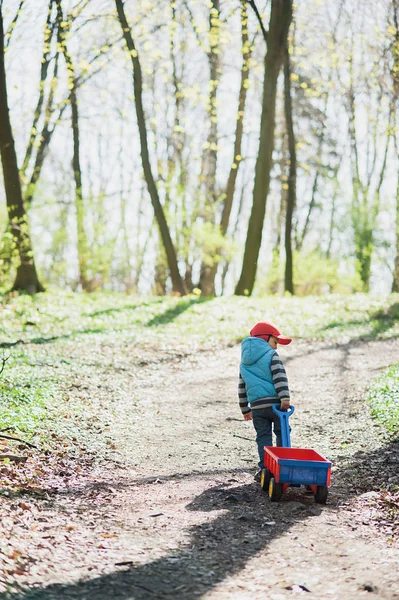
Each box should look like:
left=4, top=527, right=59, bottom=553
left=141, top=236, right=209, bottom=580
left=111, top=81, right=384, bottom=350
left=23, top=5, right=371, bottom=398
left=1, top=2, right=399, bottom=594
left=1, top=0, right=399, bottom=298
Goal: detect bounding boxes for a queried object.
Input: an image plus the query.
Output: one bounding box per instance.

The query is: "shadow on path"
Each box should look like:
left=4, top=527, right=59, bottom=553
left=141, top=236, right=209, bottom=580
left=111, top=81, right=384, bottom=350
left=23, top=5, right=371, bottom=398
left=4, top=435, right=399, bottom=600
left=2, top=335, right=399, bottom=599
left=2, top=482, right=313, bottom=600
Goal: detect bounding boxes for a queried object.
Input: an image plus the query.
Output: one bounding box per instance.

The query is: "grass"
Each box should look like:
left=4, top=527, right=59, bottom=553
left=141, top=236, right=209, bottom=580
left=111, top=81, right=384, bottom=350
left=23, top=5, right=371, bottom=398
left=368, top=364, right=399, bottom=437
left=0, top=289, right=398, bottom=446
left=1, top=290, right=399, bottom=345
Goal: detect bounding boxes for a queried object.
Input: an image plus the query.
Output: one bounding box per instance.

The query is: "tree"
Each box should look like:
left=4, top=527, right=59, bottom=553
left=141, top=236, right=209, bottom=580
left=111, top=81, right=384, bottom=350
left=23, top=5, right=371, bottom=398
left=220, top=3, right=252, bottom=238
left=55, top=0, right=91, bottom=289
left=115, top=0, right=187, bottom=296
left=0, top=3, right=43, bottom=293
left=282, top=41, right=296, bottom=294
left=198, top=0, right=221, bottom=295
left=346, top=38, right=392, bottom=291
left=235, top=0, right=293, bottom=296
left=390, top=0, right=399, bottom=292
left=205, top=2, right=253, bottom=294
left=392, top=129, right=399, bottom=293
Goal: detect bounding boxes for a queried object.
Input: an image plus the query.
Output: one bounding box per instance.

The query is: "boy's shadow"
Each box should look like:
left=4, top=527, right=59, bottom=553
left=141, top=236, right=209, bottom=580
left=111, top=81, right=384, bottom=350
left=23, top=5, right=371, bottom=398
left=7, top=481, right=316, bottom=600
left=7, top=434, right=399, bottom=600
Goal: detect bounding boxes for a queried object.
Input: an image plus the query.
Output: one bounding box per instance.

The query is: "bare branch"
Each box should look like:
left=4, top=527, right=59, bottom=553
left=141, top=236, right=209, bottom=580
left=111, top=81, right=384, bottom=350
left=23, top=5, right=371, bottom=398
left=0, top=454, right=28, bottom=463
left=67, top=0, right=92, bottom=22
left=5, top=0, right=26, bottom=48
left=21, top=0, right=56, bottom=180
left=182, top=0, right=207, bottom=51
left=0, top=434, right=37, bottom=449
left=0, top=350, right=10, bottom=376
left=246, top=0, right=268, bottom=43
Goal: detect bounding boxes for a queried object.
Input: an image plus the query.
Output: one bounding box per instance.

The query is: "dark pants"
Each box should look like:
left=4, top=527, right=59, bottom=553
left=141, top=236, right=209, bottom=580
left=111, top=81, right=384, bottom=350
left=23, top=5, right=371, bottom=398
left=252, top=406, right=288, bottom=468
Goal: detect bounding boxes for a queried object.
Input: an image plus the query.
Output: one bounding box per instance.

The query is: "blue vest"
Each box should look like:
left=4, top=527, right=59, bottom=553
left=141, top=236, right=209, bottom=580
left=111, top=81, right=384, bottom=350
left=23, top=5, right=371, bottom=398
left=240, top=337, right=278, bottom=404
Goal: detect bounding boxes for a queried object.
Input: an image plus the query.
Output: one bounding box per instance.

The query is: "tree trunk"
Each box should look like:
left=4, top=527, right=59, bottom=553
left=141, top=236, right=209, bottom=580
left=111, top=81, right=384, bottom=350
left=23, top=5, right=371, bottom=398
left=115, top=0, right=186, bottom=296
left=390, top=1, right=399, bottom=292
left=283, top=43, right=296, bottom=295
left=169, top=2, right=192, bottom=290
left=326, top=163, right=341, bottom=260
left=220, top=4, right=251, bottom=237
left=23, top=0, right=63, bottom=209
left=349, top=85, right=391, bottom=293
left=198, top=0, right=221, bottom=296
left=392, top=168, right=399, bottom=292
left=153, top=247, right=168, bottom=296
left=297, top=133, right=323, bottom=253
left=70, top=84, right=90, bottom=290
left=0, top=7, right=43, bottom=293
left=55, top=0, right=90, bottom=289
left=199, top=3, right=251, bottom=296
left=235, top=0, right=292, bottom=296
left=20, top=0, right=55, bottom=179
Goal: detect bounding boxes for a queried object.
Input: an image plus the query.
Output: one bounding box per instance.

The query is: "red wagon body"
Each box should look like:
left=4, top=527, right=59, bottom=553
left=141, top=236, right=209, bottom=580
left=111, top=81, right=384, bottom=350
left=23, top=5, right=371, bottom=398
left=259, top=406, right=332, bottom=503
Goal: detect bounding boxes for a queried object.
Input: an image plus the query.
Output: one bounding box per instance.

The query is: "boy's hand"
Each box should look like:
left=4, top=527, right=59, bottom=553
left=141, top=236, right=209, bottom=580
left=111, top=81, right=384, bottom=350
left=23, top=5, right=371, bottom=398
left=244, top=413, right=253, bottom=421
left=280, top=399, right=290, bottom=411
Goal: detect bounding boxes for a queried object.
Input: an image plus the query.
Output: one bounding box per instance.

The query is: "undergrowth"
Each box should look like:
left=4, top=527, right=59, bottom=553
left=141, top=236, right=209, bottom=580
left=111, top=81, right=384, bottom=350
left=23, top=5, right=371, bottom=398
left=0, top=289, right=398, bottom=446
left=368, top=364, right=399, bottom=437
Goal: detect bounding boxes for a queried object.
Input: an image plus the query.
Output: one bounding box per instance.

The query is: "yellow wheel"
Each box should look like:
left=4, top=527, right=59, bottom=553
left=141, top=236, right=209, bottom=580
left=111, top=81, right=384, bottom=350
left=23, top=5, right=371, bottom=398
left=260, top=468, right=271, bottom=492
left=315, top=485, right=328, bottom=504
left=269, top=477, right=283, bottom=502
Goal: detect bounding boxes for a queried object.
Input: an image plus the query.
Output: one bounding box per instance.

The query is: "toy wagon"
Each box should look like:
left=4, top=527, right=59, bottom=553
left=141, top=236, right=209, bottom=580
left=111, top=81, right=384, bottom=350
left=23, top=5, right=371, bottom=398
left=260, top=406, right=332, bottom=504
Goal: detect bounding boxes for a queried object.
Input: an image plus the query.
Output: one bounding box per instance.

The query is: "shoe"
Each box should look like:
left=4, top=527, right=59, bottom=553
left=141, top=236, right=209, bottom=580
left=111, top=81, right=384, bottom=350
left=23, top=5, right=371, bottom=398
left=254, top=469, right=262, bottom=482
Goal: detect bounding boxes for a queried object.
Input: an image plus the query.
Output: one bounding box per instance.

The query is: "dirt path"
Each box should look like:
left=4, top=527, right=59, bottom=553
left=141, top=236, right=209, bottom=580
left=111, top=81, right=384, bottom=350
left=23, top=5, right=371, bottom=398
left=2, top=338, right=399, bottom=599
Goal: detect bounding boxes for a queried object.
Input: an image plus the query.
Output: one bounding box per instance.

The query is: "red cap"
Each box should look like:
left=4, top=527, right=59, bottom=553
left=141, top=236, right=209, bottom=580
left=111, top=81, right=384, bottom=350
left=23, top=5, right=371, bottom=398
left=250, top=321, right=292, bottom=345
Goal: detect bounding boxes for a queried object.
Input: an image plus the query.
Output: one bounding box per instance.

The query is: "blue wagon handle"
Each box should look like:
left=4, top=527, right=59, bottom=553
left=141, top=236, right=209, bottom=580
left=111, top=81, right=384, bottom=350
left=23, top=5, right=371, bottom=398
left=272, top=404, right=295, bottom=448
left=261, top=404, right=332, bottom=504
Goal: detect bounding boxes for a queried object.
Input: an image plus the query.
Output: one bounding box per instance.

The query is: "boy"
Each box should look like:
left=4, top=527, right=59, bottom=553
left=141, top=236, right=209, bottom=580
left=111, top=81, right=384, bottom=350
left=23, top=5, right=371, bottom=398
left=238, top=321, right=292, bottom=480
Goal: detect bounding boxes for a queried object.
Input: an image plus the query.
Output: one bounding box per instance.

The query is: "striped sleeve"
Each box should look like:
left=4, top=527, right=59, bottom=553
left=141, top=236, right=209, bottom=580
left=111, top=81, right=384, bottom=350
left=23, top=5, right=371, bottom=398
left=238, top=371, right=251, bottom=415
left=270, top=353, right=290, bottom=400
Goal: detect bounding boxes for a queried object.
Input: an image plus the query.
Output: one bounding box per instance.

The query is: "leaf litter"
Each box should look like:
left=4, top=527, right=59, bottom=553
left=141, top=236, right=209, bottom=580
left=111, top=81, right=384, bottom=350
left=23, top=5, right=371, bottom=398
left=0, top=322, right=398, bottom=596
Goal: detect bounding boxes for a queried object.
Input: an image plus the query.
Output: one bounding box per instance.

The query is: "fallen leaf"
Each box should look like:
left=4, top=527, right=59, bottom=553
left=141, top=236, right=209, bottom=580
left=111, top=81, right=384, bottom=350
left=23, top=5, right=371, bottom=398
left=285, top=584, right=311, bottom=593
